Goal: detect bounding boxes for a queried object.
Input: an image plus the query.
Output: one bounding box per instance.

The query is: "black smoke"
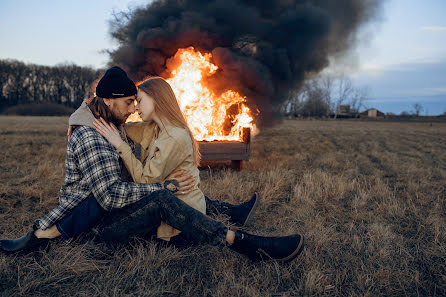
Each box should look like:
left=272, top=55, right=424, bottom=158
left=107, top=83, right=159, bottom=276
left=108, top=0, right=384, bottom=125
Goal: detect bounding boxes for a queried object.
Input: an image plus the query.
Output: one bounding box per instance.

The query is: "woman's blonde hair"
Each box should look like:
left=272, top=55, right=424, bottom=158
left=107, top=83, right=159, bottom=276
left=137, top=77, right=201, bottom=166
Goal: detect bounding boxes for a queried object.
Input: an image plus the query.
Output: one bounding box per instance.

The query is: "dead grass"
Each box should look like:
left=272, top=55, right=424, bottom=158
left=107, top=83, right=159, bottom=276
left=0, top=116, right=445, bottom=296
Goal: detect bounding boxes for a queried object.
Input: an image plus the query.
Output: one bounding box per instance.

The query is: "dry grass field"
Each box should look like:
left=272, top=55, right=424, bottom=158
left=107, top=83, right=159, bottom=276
left=0, top=116, right=445, bottom=296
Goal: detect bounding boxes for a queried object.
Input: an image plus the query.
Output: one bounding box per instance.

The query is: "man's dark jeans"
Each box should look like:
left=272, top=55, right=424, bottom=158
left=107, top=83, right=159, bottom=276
left=56, top=194, right=105, bottom=239
left=56, top=190, right=229, bottom=247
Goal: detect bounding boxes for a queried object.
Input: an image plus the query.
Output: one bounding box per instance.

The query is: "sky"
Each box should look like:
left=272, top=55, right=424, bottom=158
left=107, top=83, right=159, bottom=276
left=1, top=0, right=445, bottom=115
left=351, top=0, right=446, bottom=115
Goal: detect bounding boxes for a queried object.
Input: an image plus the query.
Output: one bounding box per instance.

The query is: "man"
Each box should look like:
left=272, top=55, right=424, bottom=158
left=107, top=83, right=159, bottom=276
left=0, top=66, right=304, bottom=262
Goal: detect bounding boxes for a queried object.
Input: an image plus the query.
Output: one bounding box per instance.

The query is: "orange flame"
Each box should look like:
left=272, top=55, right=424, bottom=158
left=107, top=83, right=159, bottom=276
left=128, top=47, right=255, bottom=141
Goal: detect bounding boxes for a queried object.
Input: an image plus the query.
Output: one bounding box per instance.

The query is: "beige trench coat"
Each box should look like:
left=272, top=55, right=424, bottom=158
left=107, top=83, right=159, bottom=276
left=117, top=122, right=206, bottom=241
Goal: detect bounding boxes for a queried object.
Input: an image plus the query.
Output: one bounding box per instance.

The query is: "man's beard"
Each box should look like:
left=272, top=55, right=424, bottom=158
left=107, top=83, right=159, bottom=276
left=109, top=109, right=128, bottom=128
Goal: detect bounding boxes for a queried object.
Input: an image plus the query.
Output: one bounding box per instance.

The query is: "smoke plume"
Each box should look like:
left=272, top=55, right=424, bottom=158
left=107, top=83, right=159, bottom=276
left=109, top=0, right=384, bottom=124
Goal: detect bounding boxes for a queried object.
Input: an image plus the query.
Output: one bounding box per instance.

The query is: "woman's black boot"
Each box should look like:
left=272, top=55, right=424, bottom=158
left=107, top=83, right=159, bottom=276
left=206, top=192, right=261, bottom=227
left=229, top=230, right=304, bottom=262
left=230, top=192, right=260, bottom=226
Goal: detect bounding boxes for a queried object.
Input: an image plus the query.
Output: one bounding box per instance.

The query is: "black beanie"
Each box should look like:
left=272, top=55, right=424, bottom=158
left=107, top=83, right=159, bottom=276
left=96, top=66, right=137, bottom=98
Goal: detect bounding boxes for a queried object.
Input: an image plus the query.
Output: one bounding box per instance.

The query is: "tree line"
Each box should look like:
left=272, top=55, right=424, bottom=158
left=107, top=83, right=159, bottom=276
left=0, top=60, right=101, bottom=112
left=1, top=59, right=371, bottom=118
left=281, top=74, right=369, bottom=118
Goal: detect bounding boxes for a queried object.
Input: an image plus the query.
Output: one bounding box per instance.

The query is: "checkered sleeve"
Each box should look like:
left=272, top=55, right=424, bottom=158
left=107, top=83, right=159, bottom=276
left=74, top=127, right=163, bottom=210
left=38, top=141, right=83, bottom=230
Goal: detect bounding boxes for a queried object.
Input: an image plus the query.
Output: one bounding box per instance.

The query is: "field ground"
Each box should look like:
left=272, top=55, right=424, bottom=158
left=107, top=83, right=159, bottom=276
left=0, top=116, right=445, bottom=296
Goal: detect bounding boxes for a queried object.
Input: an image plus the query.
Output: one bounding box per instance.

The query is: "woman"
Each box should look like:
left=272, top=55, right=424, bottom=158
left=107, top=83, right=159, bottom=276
left=94, top=77, right=252, bottom=242
left=94, top=77, right=204, bottom=242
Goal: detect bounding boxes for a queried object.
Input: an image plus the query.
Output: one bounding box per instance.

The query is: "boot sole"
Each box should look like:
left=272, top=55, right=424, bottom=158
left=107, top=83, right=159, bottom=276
left=278, top=234, right=304, bottom=262
left=243, top=192, right=260, bottom=227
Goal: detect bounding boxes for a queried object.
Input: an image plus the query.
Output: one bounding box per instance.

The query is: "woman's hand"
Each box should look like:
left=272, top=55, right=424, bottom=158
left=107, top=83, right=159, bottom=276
left=93, top=118, right=124, bottom=148
left=165, top=170, right=196, bottom=195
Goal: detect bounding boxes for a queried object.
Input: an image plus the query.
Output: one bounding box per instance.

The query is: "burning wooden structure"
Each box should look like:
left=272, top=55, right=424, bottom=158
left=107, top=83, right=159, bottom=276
left=127, top=47, right=255, bottom=169
left=198, top=127, right=250, bottom=170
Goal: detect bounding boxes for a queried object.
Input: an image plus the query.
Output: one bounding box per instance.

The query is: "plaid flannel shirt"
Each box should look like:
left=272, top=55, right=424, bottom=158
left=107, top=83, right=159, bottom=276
left=38, top=126, right=163, bottom=230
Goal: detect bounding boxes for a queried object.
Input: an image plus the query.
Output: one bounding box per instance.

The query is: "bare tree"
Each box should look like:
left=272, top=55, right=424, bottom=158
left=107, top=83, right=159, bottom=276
left=312, top=74, right=368, bottom=118
left=281, top=73, right=369, bottom=118
left=282, top=88, right=304, bottom=117
left=333, top=74, right=353, bottom=118
left=301, top=78, right=331, bottom=117
left=412, top=103, right=423, bottom=117
left=350, top=85, right=369, bottom=113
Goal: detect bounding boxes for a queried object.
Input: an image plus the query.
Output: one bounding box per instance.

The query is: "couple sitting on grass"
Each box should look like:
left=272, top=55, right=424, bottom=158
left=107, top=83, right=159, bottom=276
left=0, top=66, right=304, bottom=262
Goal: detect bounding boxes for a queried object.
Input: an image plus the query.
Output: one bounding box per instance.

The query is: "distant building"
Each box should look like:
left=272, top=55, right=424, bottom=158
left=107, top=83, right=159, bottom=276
left=360, top=108, right=385, bottom=118
left=338, top=105, right=351, bottom=114
left=334, top=104, right=359, bottom=118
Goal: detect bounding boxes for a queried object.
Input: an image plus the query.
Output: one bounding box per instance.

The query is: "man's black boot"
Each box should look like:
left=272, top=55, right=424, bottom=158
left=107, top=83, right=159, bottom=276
left=0, top=231, right=49, bottom=253
left=229, top=230, right=304, bottom=262
left=229, top=192, right=260, bottom=226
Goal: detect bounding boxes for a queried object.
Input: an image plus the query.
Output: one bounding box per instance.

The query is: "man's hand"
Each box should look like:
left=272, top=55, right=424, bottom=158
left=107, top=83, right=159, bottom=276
left=165, top=170, right=195, bottom=195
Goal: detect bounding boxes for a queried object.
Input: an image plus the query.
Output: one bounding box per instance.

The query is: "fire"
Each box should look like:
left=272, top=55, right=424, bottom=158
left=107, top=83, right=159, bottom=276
left=127, top=47, right=255, bottom=141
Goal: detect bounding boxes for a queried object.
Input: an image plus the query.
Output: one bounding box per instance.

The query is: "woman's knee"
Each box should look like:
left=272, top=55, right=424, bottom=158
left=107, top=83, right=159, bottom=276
left=136, top=189, right=175, bottom=206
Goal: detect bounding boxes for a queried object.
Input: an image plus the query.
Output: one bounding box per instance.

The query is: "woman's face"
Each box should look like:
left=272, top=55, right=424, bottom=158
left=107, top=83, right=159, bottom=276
left=136, top=90, right=156, bottom=122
